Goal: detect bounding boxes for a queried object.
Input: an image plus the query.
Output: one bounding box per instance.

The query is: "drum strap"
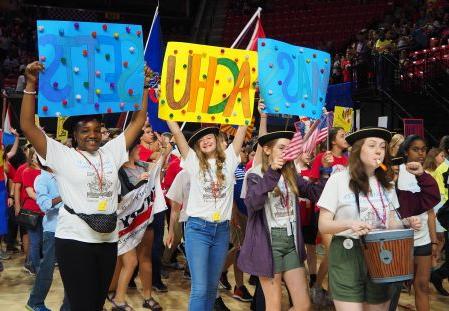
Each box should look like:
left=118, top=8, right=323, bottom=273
left=354, top=190, right=368, bottom=248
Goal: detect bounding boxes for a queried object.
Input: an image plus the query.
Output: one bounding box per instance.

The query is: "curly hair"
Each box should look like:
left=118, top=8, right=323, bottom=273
left=193, top=134, right=226, bottom=186
left=261, top=139, right=299, bottom=197
left=348, top=138, right=394, bottom=195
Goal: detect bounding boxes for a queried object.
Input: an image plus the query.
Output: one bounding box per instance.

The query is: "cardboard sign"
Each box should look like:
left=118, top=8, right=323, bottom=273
left=37, top=20, right=144, bottom=117
left=258, top=39, right=330, bottom=119
left=158, top=42, right=258, bottom=125
left=333, top=106, right=353, bottom=132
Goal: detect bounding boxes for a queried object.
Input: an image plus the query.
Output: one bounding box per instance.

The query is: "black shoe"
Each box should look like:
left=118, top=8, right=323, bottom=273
left=214, top=297, right=230, bottom=311
left=431, top=273, right=449, bottom=296
left=232, top=285, right=253, bottom=302
left=248, top=275, right=257, bottom=286
left=0, top=260, right=3, bottom=272
left=218, top=272, right=232, bottom=290
left=152, top=282, right=168, bottom=293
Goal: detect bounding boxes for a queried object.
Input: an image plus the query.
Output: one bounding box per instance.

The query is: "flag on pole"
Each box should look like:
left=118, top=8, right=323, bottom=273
left=403, top=118, right=424, bottom=138
left=144, top=6, right=169, bottom=133
left=246, top=18, right=265, bottom=50
left=301, top=113, right=331, bottom=154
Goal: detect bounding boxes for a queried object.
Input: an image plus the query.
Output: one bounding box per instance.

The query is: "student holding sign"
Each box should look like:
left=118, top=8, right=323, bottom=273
left=20, top=61, right=151, bottom=311
left=166, top=120, right=247, bottom=310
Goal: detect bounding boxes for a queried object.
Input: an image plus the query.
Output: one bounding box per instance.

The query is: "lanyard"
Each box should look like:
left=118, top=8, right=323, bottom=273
left=365, top=181, right=387, bottom=225
left=76, top=149, right=104, bottom=192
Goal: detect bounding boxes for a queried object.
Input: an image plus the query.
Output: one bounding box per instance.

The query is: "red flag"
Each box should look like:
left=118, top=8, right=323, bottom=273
left=247, top=18, right=265, bottom=51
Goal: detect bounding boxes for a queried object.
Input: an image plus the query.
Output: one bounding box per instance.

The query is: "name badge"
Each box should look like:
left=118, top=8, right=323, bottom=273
left=343, top=238, right=354, bottom=250
left=212, top=211, right=221, bottom=222
left=97, top=200, right=108, bottom=212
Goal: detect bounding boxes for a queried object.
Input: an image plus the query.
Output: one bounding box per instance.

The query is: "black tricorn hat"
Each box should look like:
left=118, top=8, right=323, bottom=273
left=187, top=127, right=220, bottom=148
left=391, top=157, right=404, bottom=166
left=258, top=131, right=295, bottom=147
left=345, top=127, right=392, bottom=146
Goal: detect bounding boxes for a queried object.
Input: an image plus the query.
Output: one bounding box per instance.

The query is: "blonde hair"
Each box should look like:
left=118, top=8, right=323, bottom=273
left=389, top=134, right=404, bottom=156
left=261, top=139, right=299, bottom=196
left=193, top=134, right=226, bottom=185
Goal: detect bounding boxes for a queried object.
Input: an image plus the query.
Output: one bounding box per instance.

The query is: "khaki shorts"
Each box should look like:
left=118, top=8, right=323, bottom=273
left=271, top=227, right=303, bottom=273
left=329, top=236, right=392, bottom=304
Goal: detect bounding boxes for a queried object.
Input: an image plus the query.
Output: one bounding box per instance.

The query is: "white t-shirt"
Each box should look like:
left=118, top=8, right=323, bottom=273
left=397, top=164, right=431, bottom=247
left=181, top=144, right=240, bottom=222
left=42, top=134, right=128, bottom=243
left=166, top=169, right=190, bottom=223
left=317, top=170, right=400, bottom=239
left=267, top=176, right=296, bottom=228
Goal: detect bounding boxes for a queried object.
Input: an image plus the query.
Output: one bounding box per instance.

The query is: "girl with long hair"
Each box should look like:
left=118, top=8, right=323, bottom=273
left=318, top=127, right=421, bottom=311
left=20, top=61, right=150, bottom=311
left=238, top=131, right=326, bottom=311
left=309, top=126, right=349, bottom=304
left=397, top=135, right=437, bottom=311
left=166, top=120, right=247, bottom=310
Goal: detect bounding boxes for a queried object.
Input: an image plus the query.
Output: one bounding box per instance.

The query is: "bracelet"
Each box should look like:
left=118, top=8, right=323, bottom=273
left=23, top=89, right=36, bottom=95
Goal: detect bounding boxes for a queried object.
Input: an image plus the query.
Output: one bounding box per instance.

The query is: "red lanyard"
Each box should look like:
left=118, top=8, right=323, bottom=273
left=76, top=149, right=104, bottom=192
left=365, top=181, right=387, bottom=225
left=279, top=179, right=291, bottom=213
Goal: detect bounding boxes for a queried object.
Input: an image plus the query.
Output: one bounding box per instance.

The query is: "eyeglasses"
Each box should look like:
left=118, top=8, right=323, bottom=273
left=410, top=147, right=427, bottom=153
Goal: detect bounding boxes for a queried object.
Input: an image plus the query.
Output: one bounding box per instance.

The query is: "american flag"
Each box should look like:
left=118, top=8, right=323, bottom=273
left=282, top=131, right=304, bottom=161
left=301, top=113, right=332, bottom=154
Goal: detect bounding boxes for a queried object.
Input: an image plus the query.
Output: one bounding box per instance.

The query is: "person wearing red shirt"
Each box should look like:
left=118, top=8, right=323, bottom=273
left=139, top=125, right=155, bottom=162
left=309, top=127, right=349, bottom=305
left=21, top=151, right=42, bottom=274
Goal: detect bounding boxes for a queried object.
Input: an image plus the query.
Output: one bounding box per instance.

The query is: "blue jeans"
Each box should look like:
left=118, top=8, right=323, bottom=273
left=28, top=231, right=70, bottom=310
left=28, top=217, right=43, bottom=273
left=185, top=217, right=230, bottom=311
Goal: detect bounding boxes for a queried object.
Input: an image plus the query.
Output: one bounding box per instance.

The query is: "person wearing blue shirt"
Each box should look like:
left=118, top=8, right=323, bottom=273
left=26, top=164, right=70, bottom=311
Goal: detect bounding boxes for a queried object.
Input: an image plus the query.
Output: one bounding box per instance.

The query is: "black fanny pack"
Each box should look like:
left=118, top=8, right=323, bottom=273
left=64, top=205, right=117, bottom=233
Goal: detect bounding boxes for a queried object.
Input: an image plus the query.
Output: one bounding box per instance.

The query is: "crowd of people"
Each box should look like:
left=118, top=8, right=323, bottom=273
left=0, top=59, right=447, bottom=311
left=330, top=0, right=449, bottom=90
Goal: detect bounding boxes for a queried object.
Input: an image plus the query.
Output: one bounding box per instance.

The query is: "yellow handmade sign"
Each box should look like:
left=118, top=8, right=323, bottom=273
left=56, top=116, right=69, bottom=143
left=333, top=106, right=353, bottom=132
left=158, top=42, right=258, bottom=125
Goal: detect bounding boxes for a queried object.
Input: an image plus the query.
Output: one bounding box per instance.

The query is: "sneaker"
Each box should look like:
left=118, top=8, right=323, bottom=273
left=0, top=251, right=10, bottom=260
left=310, top=287, right=325, bottom=306
left=25, top=305, right=51, bottom=311
left=0, top=261, right=3, bottom=272
left=218, top=272, right=231, bottom=290
left=152, top=282, right=168, bottom=293
left=23, top=263, right=36, bottom=276
left=214, top=297, right=230, bottom=311
left=248, top=275, right=257, bottom=286
left=232, top=285, right=253, bottom=302
left=431, top=273, right=449, bottom=296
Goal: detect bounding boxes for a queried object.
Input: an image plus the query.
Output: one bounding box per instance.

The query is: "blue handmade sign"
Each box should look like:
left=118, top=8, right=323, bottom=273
left=258, top=39, right=330, bottom=119
left=37, top=20, right=144, bottom=117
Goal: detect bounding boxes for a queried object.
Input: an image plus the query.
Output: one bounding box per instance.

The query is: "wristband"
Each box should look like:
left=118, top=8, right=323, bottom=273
left=23, top=89, right=37, bottom=95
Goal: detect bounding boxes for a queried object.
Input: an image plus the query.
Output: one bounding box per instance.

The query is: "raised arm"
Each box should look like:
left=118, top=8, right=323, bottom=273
left=6, top=129, right=19, bottom=159
left=232, top=125, right=248, bottom=156
left=124, top=66, right=151, bottom=149
left=20, top=62, right=46, bottom=158
left=253, top=99, right=267, bottom=167
left=166, top=121, right=189, bottom=159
